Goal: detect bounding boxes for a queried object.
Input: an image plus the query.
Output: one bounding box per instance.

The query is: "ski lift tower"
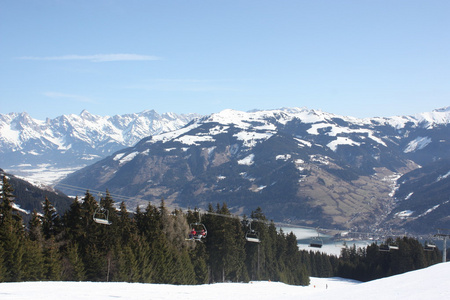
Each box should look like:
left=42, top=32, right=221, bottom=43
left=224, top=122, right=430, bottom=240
left=434, top=228, right=450, bottom=263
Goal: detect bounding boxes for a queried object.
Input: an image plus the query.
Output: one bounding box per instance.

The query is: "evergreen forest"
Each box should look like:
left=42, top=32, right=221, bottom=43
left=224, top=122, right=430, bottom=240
left=0, top=176, right=443, bottom=285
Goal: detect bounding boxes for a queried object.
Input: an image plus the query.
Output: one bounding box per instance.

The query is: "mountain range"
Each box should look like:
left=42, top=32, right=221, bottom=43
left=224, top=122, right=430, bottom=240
left=0, top=110, right=199, bottom=182
left=52, top=107, right=450, bottom=235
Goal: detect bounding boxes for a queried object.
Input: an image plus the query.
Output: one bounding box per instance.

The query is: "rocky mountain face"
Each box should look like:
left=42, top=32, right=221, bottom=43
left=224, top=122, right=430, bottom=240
left=0, top=110, right=199, bottom=181
left=388, top=159, right=450, bottom=234
left=57, top=107, right=450, bottom=234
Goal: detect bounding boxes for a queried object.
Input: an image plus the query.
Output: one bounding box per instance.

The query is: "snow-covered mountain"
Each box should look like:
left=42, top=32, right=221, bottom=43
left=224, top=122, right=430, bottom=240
left=0, top=110, right=200, bottom=182
left=58, top=107, right=450, bottom=233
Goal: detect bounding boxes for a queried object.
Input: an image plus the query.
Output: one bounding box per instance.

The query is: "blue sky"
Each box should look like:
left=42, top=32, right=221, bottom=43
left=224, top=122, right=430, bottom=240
left=1, top=0, right=449, bottom=120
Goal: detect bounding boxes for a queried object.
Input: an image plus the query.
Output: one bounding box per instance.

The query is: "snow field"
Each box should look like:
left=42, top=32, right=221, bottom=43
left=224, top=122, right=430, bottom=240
left=0, top=262, right=448, bottom=300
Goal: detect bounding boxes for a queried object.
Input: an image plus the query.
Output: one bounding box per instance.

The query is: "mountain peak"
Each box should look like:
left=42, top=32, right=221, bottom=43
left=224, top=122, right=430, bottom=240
left=79, top=109, right=93, bottom=118
left=433, top=106, right=450, bottom=113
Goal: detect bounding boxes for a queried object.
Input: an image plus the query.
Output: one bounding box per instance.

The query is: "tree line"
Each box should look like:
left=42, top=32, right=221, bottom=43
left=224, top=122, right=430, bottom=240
left=0, top=176, right=443, bottom=284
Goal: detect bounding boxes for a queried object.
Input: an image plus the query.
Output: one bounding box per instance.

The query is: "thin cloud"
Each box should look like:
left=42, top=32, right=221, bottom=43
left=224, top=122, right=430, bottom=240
left=43, top=92, right=95, bottom=103
left=19, top=53, right=161, bottom=62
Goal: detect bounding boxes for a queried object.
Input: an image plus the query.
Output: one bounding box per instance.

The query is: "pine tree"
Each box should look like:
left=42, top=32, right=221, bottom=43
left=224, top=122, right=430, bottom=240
left=0, top=246, right=4, bottom=282
left=117, top=201, right=134, bottom=244
left=44, top=237, right=62, bottom=280
left=63, top=196, right=84, bottom=243
left=204, top=203, right=247, bottom=282
left=0, top=176, right=15, bottom=220
left=22, top=239, right=45, bottom=281
left=189, top=243, right=209, bottom=284
left=62, top=242, right=86, bottom=281
left=42, top=196, right=61, bottom=239
left=0, top=176, right=26, bottom=281
left=113, top=241, right=139, bottom=282
left=28, top=210, right=44, bottom=243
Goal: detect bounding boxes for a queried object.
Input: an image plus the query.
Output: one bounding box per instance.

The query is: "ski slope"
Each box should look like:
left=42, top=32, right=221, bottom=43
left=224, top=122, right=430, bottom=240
left=0, top=262, right=448, bottom=300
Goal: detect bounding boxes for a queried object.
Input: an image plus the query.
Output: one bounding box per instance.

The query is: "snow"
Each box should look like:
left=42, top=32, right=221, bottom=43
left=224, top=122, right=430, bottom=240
left=12, top=203, right=30, bottom=215
left=208, top=125, right=229, bottom=135
left=1, top=263, right=449, bottom=299
left=404, top=136, right=432, bottom=153
left=309, top=154, right=331, bottom=165
left=327, top=137, right=360, bottom=151
left=405, top=192, right=414, bottom=200
left=174, top=134, right=215, bottom=145
left=8, top=165, right=83, bottom=185
left=251, top=185, right=266, bottom=192
left=148, top=121, right=202, bottom=144
left=395, top=210, right=415, bottom=219
left=233, top=131, right=273, bottom=148
left=306, top=122, right=387, bottom=149
left=238, top=154, right=255, bottom=166
left=307, top=123, right=333, bottom=135
left=276, top=154, right=291, bottom=161
left=294, top=137, right=312, bottom=147
left=418, top=204, right=441, bottom=218
left=437, top=170, right=450, bottom=182
left=113, top=151, right=140, bottom=165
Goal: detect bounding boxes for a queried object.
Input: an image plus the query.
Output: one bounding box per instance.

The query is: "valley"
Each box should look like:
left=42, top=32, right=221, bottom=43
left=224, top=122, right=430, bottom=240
left=2, top=107, right=450, bottom=235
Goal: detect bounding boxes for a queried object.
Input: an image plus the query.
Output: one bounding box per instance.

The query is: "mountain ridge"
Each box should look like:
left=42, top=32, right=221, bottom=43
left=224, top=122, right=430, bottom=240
left=0, top=109, right=200, bottom=182
left=57, top=107, right=450, bottom=234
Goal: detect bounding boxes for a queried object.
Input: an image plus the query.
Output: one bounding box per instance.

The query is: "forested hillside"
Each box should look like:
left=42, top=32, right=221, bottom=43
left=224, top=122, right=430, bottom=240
left=0, top=169, right=72, bottom=224
left=0, top=176, right=442, bottom=284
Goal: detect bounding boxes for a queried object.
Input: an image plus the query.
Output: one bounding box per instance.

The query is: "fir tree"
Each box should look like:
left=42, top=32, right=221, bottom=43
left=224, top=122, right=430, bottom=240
left=42, top=196, right=61, bottom=239
left=44, top=238, right=62, bottom=280
left=0, top=176, right=26, bottom=281
left=28, top=210, right=44, bottom=243
left=62, top=242, right=86, bottom=281
left=21, top=237, right=45, bottom=281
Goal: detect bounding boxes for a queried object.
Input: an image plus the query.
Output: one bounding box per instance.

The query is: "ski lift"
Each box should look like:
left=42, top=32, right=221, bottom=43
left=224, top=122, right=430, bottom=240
left=188, top=222, right=207, bottom=241
left=424, top=241, right=437, bottom=251
left=379, top=244, right=390, bottom=252
left=379, top=238, right=398, bottom=252
left=93, top=207, right=112, bottom=225
left=309, top=229, right=323, bottom=248
left=245, top=221, right=260, bottom=243
left=388, top=244, right=399, bottom=250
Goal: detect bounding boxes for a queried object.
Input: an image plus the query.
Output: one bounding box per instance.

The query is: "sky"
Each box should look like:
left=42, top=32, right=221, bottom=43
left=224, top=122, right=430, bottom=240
left=0, top=262, right=449, bottom=299
left=1, top=0, right=449, bottom=120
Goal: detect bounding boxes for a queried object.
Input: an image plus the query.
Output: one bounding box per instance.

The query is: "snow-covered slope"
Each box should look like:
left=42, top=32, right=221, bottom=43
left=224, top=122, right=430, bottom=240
left=0, top=262, right=448, bottom=300
left=0, top=110, right=199, bottom=182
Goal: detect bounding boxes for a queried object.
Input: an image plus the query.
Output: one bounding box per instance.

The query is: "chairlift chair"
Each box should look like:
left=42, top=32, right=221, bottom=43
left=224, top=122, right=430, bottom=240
left=424, top=241, right=437, bottom=251
left=244, top=221, right=261, bottom=243
left=309, top=237, right=323, bottom=248
left=388, top=244, right=399, bottom=250
left=245, top=229, right=261, bottom=243
left=309, top=230, right=323, bottom=248
left=93, top=207, right=112, bottom=225
left=188, top=222, right=207, bottom=241
left=379, top=239, right=399, bottom=251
